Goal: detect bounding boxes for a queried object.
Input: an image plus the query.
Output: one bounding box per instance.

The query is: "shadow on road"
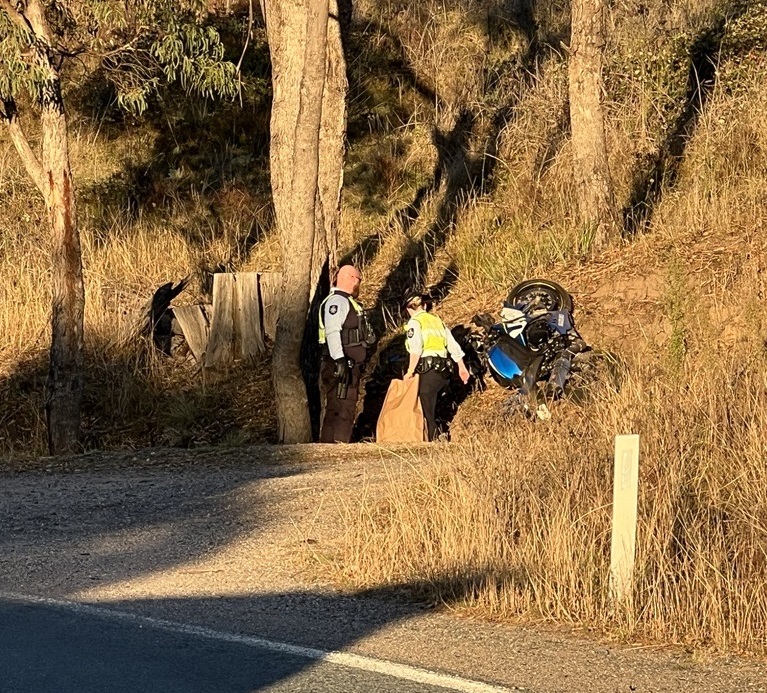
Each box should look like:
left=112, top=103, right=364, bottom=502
left=0, top=449, right=487, bottom=690
left=0, top=587, right=463, bottom=693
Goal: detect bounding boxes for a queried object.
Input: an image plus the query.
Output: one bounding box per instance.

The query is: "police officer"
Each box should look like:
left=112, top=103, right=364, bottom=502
left=402, top=292, right=470, bottom=441
left=318, top=265, right=373, bottom=443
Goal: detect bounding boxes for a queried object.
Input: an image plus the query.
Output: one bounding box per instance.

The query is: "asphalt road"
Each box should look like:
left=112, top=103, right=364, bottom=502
left=0, top=598, right=501, bottom=693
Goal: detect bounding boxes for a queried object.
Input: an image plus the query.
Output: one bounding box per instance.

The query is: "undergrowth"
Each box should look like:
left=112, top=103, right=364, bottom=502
left=1, top=0, right=767, bottom=654
left=342, top=350, right=767, bottom=653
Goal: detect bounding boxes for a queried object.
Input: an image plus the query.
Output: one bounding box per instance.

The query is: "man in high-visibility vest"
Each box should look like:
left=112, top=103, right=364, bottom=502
left=403, top=292, right=471, bottom=441
left=318, top=265, right=374, bottom=443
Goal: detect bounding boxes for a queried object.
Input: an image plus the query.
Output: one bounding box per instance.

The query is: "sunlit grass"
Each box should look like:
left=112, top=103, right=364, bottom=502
left=1, top=0, right=767, bottom=655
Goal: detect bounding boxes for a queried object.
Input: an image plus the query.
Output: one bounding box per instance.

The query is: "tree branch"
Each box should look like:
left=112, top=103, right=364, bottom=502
left=236, top=0, right=254, bottom=75
left=1, top=98, right=46, bottom=194
left=258, top=0, right=266, bottom=27
left=24, top=0, right=53, bottom=46
left=0, top=0, right=29, bottom=33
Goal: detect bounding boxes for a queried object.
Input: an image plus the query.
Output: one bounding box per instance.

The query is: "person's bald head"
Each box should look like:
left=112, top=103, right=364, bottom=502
left=335, top=265, right=362, bottom=297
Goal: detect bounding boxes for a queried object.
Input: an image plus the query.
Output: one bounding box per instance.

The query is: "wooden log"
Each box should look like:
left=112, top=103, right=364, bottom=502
left=258, top=272, right=282, bottom=342
left=169, top=273, right=274, bottom=367
left=115, top=295, right=153, bottom=348
left=234, top=272, right=265, bottom=358
left=205, top=273, right=235, bottom=368
left=173, top=305, right=210, bottom=363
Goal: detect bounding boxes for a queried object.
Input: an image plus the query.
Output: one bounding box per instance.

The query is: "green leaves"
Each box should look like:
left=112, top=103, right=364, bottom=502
left=0, top=7, right=34, bottom=101
left=150, top=21, right=237, bottom=107
left=0, top=0, right=237, bottom=114
left=105, top=4, right=239, bottom=115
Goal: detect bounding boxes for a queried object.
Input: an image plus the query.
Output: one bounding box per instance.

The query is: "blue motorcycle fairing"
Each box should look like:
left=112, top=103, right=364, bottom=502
left=487, top=343, right=524, bottom=388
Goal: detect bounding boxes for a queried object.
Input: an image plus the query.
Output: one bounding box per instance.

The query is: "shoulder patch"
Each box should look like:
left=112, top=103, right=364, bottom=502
left=329, top=304, right=338, bottom=315
left=407, top=328, right=415, bottom=338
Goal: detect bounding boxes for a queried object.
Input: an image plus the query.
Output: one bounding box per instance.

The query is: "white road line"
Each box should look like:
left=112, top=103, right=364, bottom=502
left=0, top=591, right=514, bottom=693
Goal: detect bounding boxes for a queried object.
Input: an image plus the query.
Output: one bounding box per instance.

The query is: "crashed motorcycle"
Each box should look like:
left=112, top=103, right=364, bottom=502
left=467, top=279, right=592, bottom=413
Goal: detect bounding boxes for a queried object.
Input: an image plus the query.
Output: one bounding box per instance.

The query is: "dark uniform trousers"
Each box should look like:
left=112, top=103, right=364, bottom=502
left=320, top=358, right=363, bottom=443
left=418, top=368, right=450, bottom=441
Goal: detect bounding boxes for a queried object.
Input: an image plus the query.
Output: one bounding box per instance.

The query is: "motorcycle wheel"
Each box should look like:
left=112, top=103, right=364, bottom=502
left=506, top=279, right=573, bottom=314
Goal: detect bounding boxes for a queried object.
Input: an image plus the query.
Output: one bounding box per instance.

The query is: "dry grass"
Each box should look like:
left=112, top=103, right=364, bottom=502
left=2, top=0, right=767, bottom=654
left=342, top=350, right=767, bottom=653
left=0, top=113, right=276, bottom=456
left=335, top=0, right=767, bottom=656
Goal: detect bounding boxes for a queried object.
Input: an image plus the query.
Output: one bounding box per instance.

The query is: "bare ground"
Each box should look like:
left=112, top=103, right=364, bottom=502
left=1, top=444, right=765, bottom=692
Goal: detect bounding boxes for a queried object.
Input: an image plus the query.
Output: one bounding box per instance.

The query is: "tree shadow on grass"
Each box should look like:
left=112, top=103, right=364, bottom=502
left=622, top=1, right=756, bottom=236
left=372, top=109, right=478, bottom=319
left=366, top=0, right=569, bottom=320
left=348, top=1, right=560, bottom=440
left=0, top=336, right=278, bottom=460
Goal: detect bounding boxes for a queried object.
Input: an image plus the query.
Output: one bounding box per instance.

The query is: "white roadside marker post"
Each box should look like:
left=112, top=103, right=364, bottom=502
left=610, top=434, right=640, bottom=605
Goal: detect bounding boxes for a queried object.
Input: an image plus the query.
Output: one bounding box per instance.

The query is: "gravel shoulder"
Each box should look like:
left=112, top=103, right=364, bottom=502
left=1, top=444, right=765, bottom=693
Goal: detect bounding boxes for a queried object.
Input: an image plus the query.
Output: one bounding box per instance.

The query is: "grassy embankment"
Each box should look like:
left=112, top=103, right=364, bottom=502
left=340, top=0, right=767, bottom=656
left=1, top=0, right=766, bottom=654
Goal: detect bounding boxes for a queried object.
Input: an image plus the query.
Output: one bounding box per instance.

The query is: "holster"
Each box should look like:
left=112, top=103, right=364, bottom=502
left=336, top=358, right=354, bottom=400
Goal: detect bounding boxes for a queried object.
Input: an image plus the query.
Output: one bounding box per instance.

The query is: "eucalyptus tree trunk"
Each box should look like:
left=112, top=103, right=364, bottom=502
left=314, top=0, right=347, bottom=287
left=41, top=76, right=84, bottom=455
left=265, top=0, right=330, bottom=443
left=264, top=0, right=347, bottom=443
left=3, top=0, right=241, bottom=453
left=2, top=0, right=84, bottom=454
left=568, top=0, right=618, bottom=250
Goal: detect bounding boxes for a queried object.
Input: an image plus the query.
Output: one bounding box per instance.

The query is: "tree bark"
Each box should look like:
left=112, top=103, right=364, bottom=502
left=42, top=79, right=84, bottom=455
left=568, top=0, right=618, bottom=250
left=8, top=0, right=86, bottom=454
left=313, top=0, right=347, bottom=289
left=266, top=0, right=330, bottom=443
left=1, top=99, right=46, bottom=192
left=265, top=0, right=345, bottom=298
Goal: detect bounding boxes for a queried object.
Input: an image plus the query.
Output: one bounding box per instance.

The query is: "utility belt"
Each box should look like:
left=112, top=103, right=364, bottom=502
left=416, top=355, right=452, bottom=376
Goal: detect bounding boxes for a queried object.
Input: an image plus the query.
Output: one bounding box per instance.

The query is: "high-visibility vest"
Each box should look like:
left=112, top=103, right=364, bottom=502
left=405, top=311, right=448, bottom=356
left=318, top=292, right=365, bottom=345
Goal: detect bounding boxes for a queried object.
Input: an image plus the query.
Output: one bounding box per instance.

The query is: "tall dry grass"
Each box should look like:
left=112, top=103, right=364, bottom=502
left=0, top=112, right=276, bottom=455
left=1, top=0, right=766, bottom=654
left=343, top=350, right=767, bottom=653
left=338, top=0, right=767, bottom=655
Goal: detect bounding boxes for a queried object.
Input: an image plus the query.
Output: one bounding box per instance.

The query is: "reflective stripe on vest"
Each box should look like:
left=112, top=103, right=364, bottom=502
left=406, top=312, right=448, bottom=356
left=318, top=293, right=364, bottom=344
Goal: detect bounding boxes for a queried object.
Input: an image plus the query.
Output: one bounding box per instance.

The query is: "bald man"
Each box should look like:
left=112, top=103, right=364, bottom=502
left=317, top=266, right=375, bottom=443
